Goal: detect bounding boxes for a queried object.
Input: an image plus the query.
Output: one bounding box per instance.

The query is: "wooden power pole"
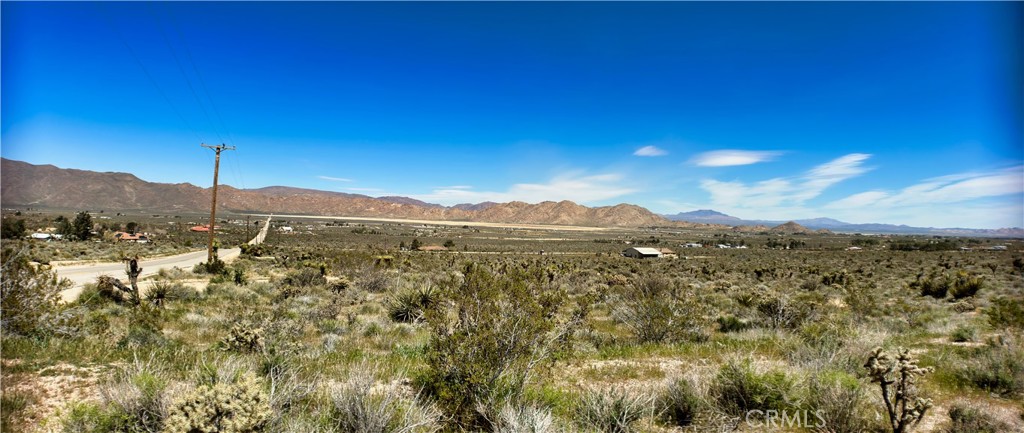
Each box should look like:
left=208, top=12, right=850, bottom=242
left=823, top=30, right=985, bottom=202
left=202, top=143, right=235, bottom=263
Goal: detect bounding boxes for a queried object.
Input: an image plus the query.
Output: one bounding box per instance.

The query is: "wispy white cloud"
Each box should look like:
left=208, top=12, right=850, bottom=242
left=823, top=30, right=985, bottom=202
left=700, top=153, right=872, bottom=209
left=634, top=145, right=668, bottom=157
left=345, top=187, right=385, bottom=193
left=433, top=185, right=472, bottom=190
left=318, top=175, right=354, bottom=182
left=409, top=171, right=637, bottom=205
left=690, top=150, right=782, bottom=167
left=826, top=165, right=1024, bottom=210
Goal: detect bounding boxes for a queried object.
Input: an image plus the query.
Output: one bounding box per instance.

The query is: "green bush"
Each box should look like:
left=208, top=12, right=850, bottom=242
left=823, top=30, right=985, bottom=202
left=657, top=378, right=703, bottom=427
left=418, top=263, right=576, bottom=430
left=955, top=345, right=1024, bottom=397
left=712, top=359, right=796, bottom=417
left=163, top=372, right=271, bottom=433
left=1, top=248, right=74, bottom=337
left=950, top=324, right=976, bottom=343
left=386, top=286, right=437, bottom=323
left=716, top=315, right=751, bottom=333
left=96, top=359, right=173, bottom=433
left=950, top=271, right=983, bottom=299
left=986, top=296, right=1024, bottom=329
left=912, top=273, right=950, bottom=299
left=576, top=389, right=650, bottom=433
left=612, top=275, right=706, bottom=343
left=945, top=403, right=1010, bottom=433
left=282, top=268, right=326, bottom=288
left=807, top=371, right=875, bottom=433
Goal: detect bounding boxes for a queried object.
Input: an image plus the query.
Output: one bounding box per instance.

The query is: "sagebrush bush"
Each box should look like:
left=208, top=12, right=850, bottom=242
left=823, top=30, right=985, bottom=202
left=97, top=357, right=175, bottom=432
left=576, top=389, right=650, bottom=433
left=945, top=402, right=1010, bottom=433
left=356, top=268, right=394, bottom=293
left=986, top=296, right=1024, bottom=329
left=282, top=267, right=327, bottom=288
left=657, top=377, right=703, bottom=427
left=327, top=367, right=440, bottom=433
left=807, top=371, right=876, bottom=433
left=163, top=371, right=271, bottom=433
left=492, top=404, right=560, bottom=433
left=954, top=345, right=1024, bottom=397
left=712, top=359, right=796, bottom=417
left=612, top=275, right=705, bottom=343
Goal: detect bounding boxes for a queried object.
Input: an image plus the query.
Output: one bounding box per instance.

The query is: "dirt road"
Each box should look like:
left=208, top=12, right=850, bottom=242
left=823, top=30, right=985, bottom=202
left=54, top=248, right=240, bottom=302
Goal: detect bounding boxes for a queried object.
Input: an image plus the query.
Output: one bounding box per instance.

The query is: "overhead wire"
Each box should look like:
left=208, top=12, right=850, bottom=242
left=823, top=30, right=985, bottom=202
left=146, top=1, right=224, bottom=145
left=91, top=2, right=205, bottom=145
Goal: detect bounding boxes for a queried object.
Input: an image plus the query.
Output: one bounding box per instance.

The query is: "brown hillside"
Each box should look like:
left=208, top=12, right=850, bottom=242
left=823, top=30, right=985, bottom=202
left=1, top=159, right=668, bottom=227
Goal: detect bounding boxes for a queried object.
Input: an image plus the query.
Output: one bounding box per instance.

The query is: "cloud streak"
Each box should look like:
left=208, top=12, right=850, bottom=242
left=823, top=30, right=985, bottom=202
left=410, top=172, right=637, bottom=205
left=634, top=145, right=668, bottom=156
left=690, top=150, right=782, bottom=167
left=700, top=153, right=872, bottom=209
left=318, top=175, right=354, bottom=182
left=826, top=165, right=1024, bottom=210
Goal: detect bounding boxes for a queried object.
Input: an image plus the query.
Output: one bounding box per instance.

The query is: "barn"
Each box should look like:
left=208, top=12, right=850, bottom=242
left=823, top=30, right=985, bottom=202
left=622, top=247, right=663, bottom=259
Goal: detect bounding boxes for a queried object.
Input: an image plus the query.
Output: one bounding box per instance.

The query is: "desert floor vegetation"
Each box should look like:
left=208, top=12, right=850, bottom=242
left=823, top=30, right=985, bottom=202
left=2, top=210, right=1023, bottom=432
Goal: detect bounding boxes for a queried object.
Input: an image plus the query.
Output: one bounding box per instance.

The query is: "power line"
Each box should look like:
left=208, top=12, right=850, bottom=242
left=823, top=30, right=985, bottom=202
left=91, top=2, right=205, bottom=144
left=147, top=2, right=224, bottom=144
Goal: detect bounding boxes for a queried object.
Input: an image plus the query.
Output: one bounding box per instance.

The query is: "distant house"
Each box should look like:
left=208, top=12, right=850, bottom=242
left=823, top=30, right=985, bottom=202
left=190, top=225, right=210, bottom=232
left=991, top=245, right=1008, bottom=251
left=30, top=233, right=53, bottom=240
left=846, top=246, right=862, bottom=251
left=683, top=243, right=703, bottom=248
left=114, top=232, right=149, bottom=243
left=657, top=248, right=678, bottom=258
left=278, top=226, right=294, bottom=233
left=417, top=245, right=448, bottom=252
left=622, top=247, right=662, bottom=259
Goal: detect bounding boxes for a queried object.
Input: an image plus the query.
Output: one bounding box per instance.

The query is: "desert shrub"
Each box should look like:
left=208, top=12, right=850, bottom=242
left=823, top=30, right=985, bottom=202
left=62, top=402, right=124, bottom=433
left=945, top=402, right=1010, bottom=433
left=146, top=281, right=199, bottom=307
left=387, top=286, right=438, bottom=323
left=193, top=258, right=228, bottom=276
left=418, top=263, right=578, bottom=430
left=986, top=296, right=1024, bottom=329
left=492, top=404, right=560, bottom=433
left=864, top=347, right=933, bottom=433
left=656, top=377, right=703, bottom=427
left=950, top=324, right=977, bottom=343
left=330, top=276, right=352, bottom=294
left=3, top=389, right=36, bottom=433
left=221, top=322, right=266, bottom=353
left=575, top=389, right=650, bottom=433
left=327, top=367, right=441, bottom=433
left=712, top=359, right=797, bottom=417
left=163, top=371, right=271, bottom=433
left=97, top=358, right=174, bottom=433
left=951, top=299, right=975, bottom=313
left=950, top=271, right=984, bottom=299
left=1, top=247, right=75, bottom=337
left=356, top=268, right=394, bottom=293
left=612, top=275, right=706, bottom=343
left=716, top=315, right=751, bottom=333
left=116, top=305, right=167, bottom=350
left=954, top=345, right=1024, bottom=397
left=911, top=272, right=950, bottom=299
left=282, top=267, right=326, bottom=288
left=240, top=243, right=269, bottom=257
left=756, top=292, right=809, bottom=329
left=807, top=371, right=875, bottom=433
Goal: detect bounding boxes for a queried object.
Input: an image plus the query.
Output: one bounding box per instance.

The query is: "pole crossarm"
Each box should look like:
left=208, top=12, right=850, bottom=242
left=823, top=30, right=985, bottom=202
left=202, top=143, right=235, bottom=263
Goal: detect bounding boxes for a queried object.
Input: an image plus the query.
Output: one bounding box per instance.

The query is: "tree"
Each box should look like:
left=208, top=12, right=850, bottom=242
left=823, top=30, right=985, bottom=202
left=410, top=238, right=422, bottom=250
left=1, top=218, right=26, bottom=239
left=55, top=215, right=72, bottom=237
left=71, top=211, right=93, bottom=241
left=1, top=248, right=73, bottom=337
left=126, top=221, right=139, bottom=234
left=443, top=239, right=456, bottom=248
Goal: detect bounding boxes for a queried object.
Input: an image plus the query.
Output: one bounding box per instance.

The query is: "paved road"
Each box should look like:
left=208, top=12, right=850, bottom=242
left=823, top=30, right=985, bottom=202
left=55, top=248, right=241, bottom=302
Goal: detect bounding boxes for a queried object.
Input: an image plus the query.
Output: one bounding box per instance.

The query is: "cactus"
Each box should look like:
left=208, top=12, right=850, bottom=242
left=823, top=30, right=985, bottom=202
left=864, top=347, right=933, bottom=433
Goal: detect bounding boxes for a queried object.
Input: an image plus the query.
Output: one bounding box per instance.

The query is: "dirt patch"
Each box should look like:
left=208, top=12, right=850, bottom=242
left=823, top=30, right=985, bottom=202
left=3, top=362, right=104, bottom=432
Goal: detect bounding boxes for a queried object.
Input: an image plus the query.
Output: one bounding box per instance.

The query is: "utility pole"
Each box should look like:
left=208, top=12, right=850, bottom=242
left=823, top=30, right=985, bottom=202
left=202, top=143, right=235, bottom=263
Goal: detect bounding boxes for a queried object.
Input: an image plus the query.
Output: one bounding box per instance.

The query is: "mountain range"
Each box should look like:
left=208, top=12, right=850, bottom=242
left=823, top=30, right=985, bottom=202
left=2, top=158, right=1020, bottom=237
left=663, top=209, right=1023, bottom=237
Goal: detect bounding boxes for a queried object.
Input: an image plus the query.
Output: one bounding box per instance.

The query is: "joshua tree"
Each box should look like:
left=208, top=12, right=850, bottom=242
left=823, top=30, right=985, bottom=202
left=97, top=255, right=143, bottom=305
left=864, top=347, right=933, bottom=433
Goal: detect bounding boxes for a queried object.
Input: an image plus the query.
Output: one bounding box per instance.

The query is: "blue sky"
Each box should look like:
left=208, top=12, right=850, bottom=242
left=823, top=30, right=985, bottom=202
left=2, top=2, right=1021, bottom=229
